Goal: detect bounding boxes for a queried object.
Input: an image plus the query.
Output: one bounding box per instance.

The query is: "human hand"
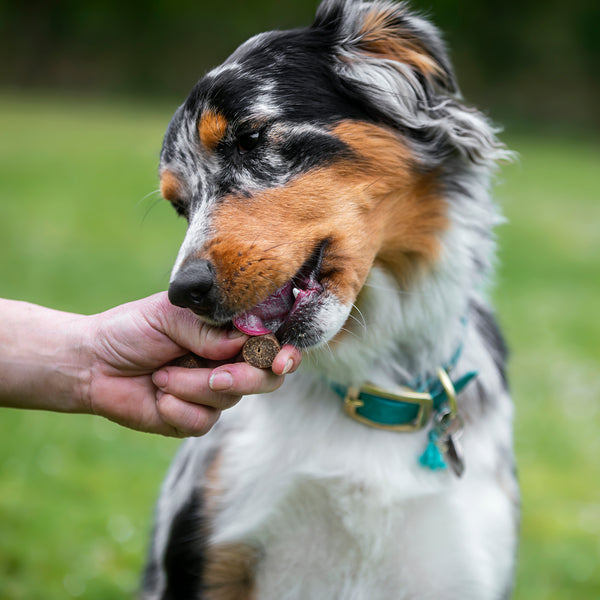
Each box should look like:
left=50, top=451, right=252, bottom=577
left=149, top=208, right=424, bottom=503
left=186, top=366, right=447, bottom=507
left=85, top=292, right=302, bottom=437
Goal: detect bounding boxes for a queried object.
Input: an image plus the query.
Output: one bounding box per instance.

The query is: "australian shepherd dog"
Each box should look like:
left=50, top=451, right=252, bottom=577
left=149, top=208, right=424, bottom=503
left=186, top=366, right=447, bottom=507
left=142, top=1, right=518, bottom=598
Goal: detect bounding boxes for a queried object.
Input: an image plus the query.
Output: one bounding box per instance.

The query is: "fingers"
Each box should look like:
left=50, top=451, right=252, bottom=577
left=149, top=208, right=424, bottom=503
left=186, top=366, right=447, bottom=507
left=155, top=392, right=221, bottom=438
left=151, top=364, right=281, bottom=438
left=154, top=343, right=302, bottom=399
left=150, top=343, right=303, bottom=437
left=149, top=293, right=306, bottom=372
left=89, top=292, right=305, bottom=439
left=195, top=324, right=249, bottom=361
left=271, top=344, right=303, bottom=376
left=150, top=292, right=250, bottom=361
left=153, top=367, right=245, bottom=410
left=208, top=362, right=285, bottom=396
left=153, top=362, right=283, bottom=409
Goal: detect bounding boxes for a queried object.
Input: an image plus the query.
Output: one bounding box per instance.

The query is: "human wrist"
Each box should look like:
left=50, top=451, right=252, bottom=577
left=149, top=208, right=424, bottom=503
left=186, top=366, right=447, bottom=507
left=0, top=299, right=93, bottom=414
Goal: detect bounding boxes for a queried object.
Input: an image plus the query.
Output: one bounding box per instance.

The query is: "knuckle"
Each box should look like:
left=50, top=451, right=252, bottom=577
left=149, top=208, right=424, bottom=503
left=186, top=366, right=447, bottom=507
left=156, top=393, right=177, bottom=421
left=172, top=369, right=212, bottom=402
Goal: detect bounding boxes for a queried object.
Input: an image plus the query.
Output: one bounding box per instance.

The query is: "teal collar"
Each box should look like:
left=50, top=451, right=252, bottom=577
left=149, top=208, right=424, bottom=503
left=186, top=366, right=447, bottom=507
left=331, top=370, right=477, bottom=432
left=329, top=345, right=477, bottom=432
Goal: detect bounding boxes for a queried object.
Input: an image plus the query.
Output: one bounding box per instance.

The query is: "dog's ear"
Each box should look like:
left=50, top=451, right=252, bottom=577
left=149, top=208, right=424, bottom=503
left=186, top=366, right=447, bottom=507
left=313, top=0, right=457, bottom=95
left=313, top=1, right=509, bottom=166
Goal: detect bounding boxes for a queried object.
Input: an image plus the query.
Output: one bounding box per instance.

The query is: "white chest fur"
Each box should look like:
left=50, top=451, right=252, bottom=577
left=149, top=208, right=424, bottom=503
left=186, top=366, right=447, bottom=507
left=208, top=376, right=517, bottom=600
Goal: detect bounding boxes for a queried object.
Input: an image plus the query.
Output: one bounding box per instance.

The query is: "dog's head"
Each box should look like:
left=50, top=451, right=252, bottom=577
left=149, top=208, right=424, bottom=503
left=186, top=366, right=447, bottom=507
left=161, top=0, right=503, bottom=351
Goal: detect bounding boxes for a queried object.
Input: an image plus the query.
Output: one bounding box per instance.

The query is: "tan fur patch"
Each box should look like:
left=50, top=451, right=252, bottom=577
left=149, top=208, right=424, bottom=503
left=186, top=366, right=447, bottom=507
left=333, top=121, right=448, bottom=285
left=201, top=453, right=258, bottom=600
left=203, top=543, right=258, bottom=600
left=358, top=7, right=443, bottom=79
left=204, top=452, right=223, bottom=517
left=160, top=169, right=183, bottom=202
left=200, top=120, right=447, bottom=316
left=199, top=110, right=229, bottom=151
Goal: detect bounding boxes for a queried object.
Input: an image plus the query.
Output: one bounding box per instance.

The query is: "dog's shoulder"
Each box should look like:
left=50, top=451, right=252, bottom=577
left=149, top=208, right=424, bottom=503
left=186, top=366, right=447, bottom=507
left=142, top=428, right=227, bottom=599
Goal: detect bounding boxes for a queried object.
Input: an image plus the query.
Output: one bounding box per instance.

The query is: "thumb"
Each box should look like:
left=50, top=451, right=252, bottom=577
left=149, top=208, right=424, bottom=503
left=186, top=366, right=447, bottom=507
left=147, top=292, right=248, bottom=360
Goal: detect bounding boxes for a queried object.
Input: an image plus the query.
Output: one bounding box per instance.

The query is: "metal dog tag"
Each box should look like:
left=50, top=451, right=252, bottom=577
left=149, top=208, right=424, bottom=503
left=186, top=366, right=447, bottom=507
left=444, top=434, right=465, bottom=478
left=434, top=407, right=466, bottom=478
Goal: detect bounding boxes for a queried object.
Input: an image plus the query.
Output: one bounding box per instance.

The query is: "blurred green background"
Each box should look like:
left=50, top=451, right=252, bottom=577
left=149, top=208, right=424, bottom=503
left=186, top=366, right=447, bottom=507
left=0, top=1, right=598, bottom=598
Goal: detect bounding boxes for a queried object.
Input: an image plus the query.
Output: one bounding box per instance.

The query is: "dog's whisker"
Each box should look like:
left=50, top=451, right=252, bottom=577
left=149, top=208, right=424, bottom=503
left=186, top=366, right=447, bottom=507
left=248, top=233, right=263, bottom=252
left=338, top=326, right=360, bottom=340
left=347, top=313, right=367, bottom=332
left=322, top=340, right=336, bottom=361
left=249, top=280, right=264, bottom=306
left=349, top=304, right=367, bottom=329
left=255, top=273, right=280, bottom=290
left=255, top=267, right=291, bottom=280
left=140, top=197, right=164, bottom=225
left=254, top=257, right=295, bottom=271
left=137, top=188, right=161, bottom=206
left=254, top=264, right=291, bottom=276
left=261, top=240, right=300, bottom=254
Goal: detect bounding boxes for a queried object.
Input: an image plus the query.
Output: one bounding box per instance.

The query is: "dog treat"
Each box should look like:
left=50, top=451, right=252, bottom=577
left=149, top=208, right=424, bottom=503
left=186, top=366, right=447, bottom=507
left=169, top=353, right=206, bottom=369
left=242, top=333, right=281, bottom=369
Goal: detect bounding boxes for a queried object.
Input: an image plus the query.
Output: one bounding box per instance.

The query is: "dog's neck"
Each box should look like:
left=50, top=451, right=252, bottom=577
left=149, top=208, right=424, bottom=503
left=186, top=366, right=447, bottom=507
left=305, top=170, right=500, bottom=390
left=305, top=264, right=470, bottom=389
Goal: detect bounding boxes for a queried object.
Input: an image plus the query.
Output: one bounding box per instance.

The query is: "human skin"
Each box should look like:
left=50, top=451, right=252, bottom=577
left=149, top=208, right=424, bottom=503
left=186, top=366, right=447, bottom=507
left=0, top=292, right=302, bottom=437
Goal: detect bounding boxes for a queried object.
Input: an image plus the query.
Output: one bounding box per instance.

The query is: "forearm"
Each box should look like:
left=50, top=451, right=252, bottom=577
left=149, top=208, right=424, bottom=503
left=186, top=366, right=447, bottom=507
left=0, top=299, right=92, bottom=413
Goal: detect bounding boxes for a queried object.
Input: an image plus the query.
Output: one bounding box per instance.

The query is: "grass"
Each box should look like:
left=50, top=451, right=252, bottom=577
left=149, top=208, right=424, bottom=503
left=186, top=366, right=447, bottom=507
left=0, top=92, right=599, bottom=598
left=494, top=133, right=600, bottom=598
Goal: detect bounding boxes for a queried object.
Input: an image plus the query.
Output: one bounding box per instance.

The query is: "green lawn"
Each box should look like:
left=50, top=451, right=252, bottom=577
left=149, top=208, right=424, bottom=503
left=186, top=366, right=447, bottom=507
left=1, top=93, right=599, bottom=598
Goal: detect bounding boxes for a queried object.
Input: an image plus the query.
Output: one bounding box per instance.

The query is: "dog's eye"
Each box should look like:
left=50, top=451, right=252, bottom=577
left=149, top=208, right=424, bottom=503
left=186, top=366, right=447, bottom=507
left=236, top=130, right=261, bottom=155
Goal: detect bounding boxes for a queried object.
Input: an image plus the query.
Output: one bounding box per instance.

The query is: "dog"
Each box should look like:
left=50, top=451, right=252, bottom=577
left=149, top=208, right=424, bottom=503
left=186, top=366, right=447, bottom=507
left=142, top=1, right=519, bottom=598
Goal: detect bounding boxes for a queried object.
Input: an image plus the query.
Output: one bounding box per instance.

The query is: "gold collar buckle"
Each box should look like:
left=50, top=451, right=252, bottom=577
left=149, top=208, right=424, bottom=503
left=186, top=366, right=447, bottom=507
left=343, top=383, right=434, bottom=432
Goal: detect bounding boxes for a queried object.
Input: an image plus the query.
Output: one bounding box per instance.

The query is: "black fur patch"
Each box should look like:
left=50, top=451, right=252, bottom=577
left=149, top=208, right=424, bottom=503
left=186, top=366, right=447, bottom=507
left=161, top=488, right=205, bottom=600
left=471, top=301, right=509, bottom=389
left=141, top=536, right=160, bottom=594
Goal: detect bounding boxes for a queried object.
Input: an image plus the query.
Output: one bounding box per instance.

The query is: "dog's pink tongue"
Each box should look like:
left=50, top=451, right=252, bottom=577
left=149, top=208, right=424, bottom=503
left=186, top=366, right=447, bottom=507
left=233, top=312, right=271, bottom=336
left=233, top=282, right=294, bottom=336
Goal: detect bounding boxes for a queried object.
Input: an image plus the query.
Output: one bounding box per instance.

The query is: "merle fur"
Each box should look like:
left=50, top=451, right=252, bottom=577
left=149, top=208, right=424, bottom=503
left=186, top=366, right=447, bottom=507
left=147, top=2, right=515, bottom=597
left=471, top=300, right=509, bottom=389
left=160, top=0, right=484, bottom=220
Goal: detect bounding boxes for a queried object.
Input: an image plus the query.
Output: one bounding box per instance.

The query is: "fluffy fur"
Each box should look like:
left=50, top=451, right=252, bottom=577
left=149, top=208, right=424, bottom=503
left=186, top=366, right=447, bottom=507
left=143, top=1, right=519, bottom=598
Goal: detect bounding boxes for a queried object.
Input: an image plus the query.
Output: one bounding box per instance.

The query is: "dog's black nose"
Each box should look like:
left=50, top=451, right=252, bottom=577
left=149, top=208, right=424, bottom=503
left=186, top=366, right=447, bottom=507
left=168, top=259, right=217, bottom=315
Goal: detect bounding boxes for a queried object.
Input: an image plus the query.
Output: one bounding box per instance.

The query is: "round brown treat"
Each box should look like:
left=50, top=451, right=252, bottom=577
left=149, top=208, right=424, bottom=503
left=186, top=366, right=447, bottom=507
left=169, top=353, right=206, bottom=369
left=242, top=334, right=281, bottom=369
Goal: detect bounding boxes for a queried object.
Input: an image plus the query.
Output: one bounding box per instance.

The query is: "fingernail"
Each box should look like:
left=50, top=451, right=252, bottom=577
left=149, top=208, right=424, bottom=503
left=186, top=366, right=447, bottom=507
left=152, top=370, right=168, bottom=389
left=282, top=358, right=294, bottom=375
left=209, top=370, right=234, bottom=391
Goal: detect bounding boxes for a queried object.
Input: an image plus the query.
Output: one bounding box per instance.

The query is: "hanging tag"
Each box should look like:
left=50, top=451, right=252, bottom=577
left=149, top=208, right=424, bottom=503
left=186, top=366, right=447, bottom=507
left=433, top=407, right=466, bottom=478
left=444, top=433, right=465, bottom=478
